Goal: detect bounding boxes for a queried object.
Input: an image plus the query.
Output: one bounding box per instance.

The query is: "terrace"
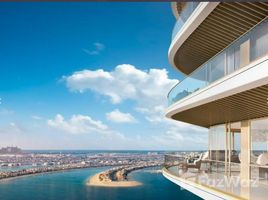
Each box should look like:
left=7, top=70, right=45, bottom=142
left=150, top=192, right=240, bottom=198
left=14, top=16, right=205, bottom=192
left=163, top=119, right=268, bottom=199
left=163, top=154, right=268, bottom=200
left=168, top=18, right=268, bottom=107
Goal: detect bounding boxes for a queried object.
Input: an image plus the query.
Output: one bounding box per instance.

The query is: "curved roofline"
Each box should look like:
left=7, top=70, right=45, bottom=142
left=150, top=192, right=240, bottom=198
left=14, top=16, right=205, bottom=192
left=171, top=2, right=179, bottom=19
left=165, top=56, right=268, bottom=127
left=168, top=2, right=219, bottom=75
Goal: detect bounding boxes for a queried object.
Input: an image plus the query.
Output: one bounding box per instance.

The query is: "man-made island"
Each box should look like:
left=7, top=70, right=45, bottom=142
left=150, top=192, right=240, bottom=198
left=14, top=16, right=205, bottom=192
left=88, top=162, right=159, bottom=187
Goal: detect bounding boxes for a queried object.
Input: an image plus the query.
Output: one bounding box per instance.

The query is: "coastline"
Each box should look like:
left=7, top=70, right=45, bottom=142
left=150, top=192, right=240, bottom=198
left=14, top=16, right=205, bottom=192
left=0, top=167, right=86, bottom=183
left=0, top=165, right=110, bottom=182
left=86, top=164, right=160, bottom=187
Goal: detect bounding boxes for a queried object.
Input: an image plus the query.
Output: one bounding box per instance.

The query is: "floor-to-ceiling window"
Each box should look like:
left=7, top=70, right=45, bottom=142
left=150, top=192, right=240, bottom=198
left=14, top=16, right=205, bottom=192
left=209, top=123, right=241, bottom=176
left=251, top=118, right=268, bottom=183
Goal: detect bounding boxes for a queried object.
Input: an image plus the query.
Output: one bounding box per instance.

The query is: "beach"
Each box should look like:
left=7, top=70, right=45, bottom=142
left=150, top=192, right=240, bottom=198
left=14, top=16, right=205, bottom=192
left=86, top=164, right=160, bottom=187
left=87, top=173, right=142, bottom=187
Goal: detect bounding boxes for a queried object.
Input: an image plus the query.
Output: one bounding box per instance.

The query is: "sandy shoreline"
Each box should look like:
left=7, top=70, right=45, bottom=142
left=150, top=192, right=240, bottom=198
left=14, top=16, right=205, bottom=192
left=87, top=173, right=142, bottom=187
left=0, top=166, right=111, bottom=183
left=86, top=163, right=161, bottom=187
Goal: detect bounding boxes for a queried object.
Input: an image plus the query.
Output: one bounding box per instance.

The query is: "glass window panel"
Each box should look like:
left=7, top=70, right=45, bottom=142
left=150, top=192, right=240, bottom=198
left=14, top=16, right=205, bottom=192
left=251, top=119, right=268, bottom=154
left=172, top=2, right=200, bottom=40
left=234, top=46, right=240, bottom=70
left=209, top=125, right=226, bottom=161
left=250, top=23, right=268, bottom=61
left=251, top=118, right=268, bottom=182
left=227, top=49, right=235, bottom=75
left=209, top=53, right=226, bottom=83
left=168, top=19, right=268, bottom=106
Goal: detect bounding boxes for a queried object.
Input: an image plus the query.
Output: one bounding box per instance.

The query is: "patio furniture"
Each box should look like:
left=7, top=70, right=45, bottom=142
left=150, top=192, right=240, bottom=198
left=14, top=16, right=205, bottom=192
left=257, top=153, right=268, bottom=180
left=185, top=153, right=203, bottom=172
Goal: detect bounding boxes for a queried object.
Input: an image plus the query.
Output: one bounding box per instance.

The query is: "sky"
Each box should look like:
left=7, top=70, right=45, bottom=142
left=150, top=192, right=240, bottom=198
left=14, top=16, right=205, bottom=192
left=0, top=2, right=207, bottom=150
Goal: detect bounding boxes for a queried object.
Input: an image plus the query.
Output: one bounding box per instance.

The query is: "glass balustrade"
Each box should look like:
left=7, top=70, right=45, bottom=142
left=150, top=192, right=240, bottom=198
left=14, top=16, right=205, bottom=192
left=168, top=19, right=268, bottom=106
left=171, top=2, right=200, bottom=40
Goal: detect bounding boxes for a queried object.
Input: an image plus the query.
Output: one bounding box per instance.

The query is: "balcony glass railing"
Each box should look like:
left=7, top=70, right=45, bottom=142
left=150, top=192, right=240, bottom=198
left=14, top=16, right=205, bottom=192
left=168, top=18, right=268, bottom=106
left=164, top=153, right=268, bottom=200
left=171, top=2, right=200, bottom=40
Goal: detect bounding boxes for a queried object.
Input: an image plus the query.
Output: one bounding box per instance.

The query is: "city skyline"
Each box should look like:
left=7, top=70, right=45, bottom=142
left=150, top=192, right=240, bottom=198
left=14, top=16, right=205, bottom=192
left=0, top=2, right=207, bottom=150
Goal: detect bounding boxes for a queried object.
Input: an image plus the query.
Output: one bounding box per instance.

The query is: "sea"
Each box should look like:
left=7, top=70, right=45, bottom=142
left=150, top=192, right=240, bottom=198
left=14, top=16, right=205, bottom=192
left=0, top=150, right=201, bottom=200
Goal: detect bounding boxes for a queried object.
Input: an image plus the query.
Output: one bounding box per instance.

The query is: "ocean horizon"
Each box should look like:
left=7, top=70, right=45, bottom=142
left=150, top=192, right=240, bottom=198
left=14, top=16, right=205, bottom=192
left=22, top=150, right=204, bottom=153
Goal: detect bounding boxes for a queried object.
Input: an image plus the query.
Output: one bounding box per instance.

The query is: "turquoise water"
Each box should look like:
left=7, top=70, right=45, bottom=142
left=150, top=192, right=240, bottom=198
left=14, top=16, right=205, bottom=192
left=0, top=167, right=201, bottom=200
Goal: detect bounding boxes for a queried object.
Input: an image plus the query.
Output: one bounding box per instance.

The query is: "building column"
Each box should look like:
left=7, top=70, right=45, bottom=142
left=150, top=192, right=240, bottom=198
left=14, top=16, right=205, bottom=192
left=240, top=120, right=251, bottom=198
left=240, top=39, right=250, bottom=68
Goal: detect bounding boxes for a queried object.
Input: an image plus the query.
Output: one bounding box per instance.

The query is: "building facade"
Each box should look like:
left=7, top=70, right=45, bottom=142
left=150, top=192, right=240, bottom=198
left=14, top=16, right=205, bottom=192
left=163, top=2, right=268, bottom=200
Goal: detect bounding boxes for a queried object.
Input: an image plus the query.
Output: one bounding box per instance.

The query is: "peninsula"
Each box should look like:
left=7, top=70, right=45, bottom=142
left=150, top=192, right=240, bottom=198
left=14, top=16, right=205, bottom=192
left=88, top=163, right=160, bottom=187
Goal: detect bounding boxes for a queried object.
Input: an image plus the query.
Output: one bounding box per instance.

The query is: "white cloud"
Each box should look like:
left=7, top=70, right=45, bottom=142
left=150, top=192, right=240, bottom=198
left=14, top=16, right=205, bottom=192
left=106, top=109, right=136, bottom=123
left=135, top=105, right=165, bottom=123
left=64, top=64, right=208, bottom=149
left=94, top=42, right=105, bottom=51
left=151, top=120, right=208, bottom=150
left=65, top=64, right=178, bottom=105
left=32, top=115, right=42, bottom=120
left=9, top=122, right=22, bottom=133
left=47, top=114, right=109, bottom=135
left=2, top=122, right=24, bottom=134
left=0, top=108, right=14, bottom=115
left=83, top=42, right=105, bottom=55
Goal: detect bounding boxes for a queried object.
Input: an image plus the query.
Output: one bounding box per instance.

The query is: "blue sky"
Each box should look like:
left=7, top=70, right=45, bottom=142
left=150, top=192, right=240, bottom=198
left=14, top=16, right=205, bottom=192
left=0, top=2, right=207, bottom=150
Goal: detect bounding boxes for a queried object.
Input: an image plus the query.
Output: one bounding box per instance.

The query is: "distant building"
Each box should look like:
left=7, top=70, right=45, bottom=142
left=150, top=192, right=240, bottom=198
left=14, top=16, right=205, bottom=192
left=0, top=146, right=22, bottom=154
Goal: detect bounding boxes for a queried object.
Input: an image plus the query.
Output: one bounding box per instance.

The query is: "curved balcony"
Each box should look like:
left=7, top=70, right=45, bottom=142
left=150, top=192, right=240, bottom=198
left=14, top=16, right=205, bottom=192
left=163, top=154, right=268, bottom=200
left=171, top=2, right=200, bottom=40
left=168, top=18, right=268, bottom=106
left=169, top=2, right=268, bottom=75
